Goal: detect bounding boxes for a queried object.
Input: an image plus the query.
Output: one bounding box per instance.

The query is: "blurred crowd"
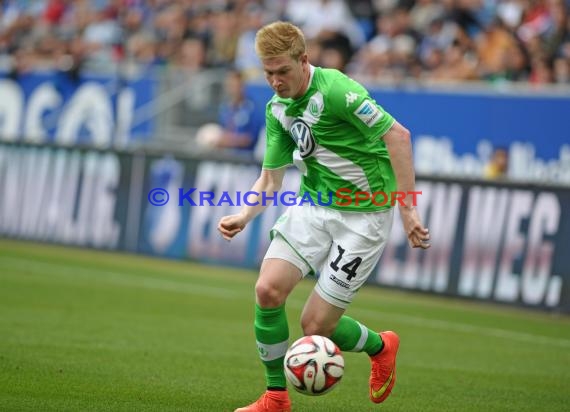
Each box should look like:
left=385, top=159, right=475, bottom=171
left=1, top=0, right=569, bottom=84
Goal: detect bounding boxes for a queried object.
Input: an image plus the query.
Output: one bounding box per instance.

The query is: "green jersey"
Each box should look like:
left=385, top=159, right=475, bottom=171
left=262, top=66, right=397, bottom=212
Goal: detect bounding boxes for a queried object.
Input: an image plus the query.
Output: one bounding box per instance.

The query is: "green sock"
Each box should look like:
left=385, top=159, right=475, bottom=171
left=330, top=315, right=383, bottom=355
left=254, top=304, right=289, bottom=388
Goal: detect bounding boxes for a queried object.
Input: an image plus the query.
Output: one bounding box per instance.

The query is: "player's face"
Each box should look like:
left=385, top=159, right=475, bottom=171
left=261, top=54, right=309, bottom=99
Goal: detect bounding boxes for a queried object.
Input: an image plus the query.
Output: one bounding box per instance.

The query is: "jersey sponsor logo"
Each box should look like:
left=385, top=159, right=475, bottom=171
left=354, top=100, right=382, bottom=127
left=345, top=91, right=359, bottom=107
left=290, top=118, right=316, bottom=158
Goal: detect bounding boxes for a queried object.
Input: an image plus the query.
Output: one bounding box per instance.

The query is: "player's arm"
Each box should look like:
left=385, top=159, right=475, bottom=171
left=382, top=121, right=430, bottom=249
left=326, top=74, right=429, bottom=248
left=217, top=167, right=286, bottom=240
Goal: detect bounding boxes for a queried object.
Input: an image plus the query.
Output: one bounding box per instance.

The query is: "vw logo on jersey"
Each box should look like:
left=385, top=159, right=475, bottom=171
left=290, top=119, right=316, bottom=158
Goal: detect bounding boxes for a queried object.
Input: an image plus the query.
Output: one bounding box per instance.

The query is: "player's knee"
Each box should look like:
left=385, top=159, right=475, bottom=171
left=255, top=280, right=286, bottom=307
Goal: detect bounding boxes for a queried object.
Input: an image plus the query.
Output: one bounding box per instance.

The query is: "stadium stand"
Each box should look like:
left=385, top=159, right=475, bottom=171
left=0, top=0, right=568, bottom=84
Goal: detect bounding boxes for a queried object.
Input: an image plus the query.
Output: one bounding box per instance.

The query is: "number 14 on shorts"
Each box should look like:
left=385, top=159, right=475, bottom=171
left=330, top=244, right=362, bottom=281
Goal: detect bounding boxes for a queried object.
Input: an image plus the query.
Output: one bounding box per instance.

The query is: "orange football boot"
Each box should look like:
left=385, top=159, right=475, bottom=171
left=234, top=390, right=291, bottom=412
left=369, top=331, right=400, bottom=403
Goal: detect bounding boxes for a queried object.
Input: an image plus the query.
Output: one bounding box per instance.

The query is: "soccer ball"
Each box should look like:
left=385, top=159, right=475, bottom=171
left=195, top=123, right=223, bottom=148
left=283, top=335, right=344, bottom=396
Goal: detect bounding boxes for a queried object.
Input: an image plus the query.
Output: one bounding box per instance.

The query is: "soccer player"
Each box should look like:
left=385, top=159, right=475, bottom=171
left=217, top=21, right=430, bottom=412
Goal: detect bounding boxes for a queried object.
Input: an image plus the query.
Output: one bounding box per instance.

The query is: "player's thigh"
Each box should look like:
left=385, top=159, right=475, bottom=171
left=316, top=209, right=394, bottom=309
left=259, top=255, right=303, bottom=289
left=270, top=205, right=331, bottom=276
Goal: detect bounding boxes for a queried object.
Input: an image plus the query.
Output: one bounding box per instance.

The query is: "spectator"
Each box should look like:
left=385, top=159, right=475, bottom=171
left=410, top=0, right=445, bottom=32
left=318, top=34, right=353, bottom=72
left=285, top=0, right=366, bottom=50
left=81, top=7, right=123, bottom=68
left=542, top=0, right=568, bottom=58
left=173, top=36, right=207, bottom=70
left=153, top=3, right=188, bottom=64
left=417, top=15, right=458, bottom=68
left=553, top=53, right=570, bottom=82
left=234, top=2, right=266, bottom=79
left=195, top=69, right=259, bottom=153
left=427, top=40, right=478, bottom=81
left=475, top=17, right=520, bottom=80
left=347, top=7, right=418, bottom=80
left=346, top=0, right=378, bottom=40
left=529, top=54, right=555, bottom=83
left=503, top=40, right=531, bottom=81
left=484, top=147, right=509, bottom=179
left=206, top=4, right=239, bottom=68
left=125, top=31, right=160, bottom=67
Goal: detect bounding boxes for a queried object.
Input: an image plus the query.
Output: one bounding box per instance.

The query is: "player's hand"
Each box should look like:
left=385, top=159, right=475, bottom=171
left=217, top=214, right=247, bottom=241
left=399, top=207, right=430, bottom=249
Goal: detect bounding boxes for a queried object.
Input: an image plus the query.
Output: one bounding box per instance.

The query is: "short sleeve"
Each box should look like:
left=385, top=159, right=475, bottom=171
left=327, top=76, right=395, bottom=141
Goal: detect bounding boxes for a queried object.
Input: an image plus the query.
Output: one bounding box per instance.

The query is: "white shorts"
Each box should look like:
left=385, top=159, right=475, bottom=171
left=264, top=204, right=394, bottom=309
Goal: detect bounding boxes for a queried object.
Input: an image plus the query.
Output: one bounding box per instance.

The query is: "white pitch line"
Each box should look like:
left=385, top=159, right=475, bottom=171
left=0, top=256, right=239, bottom=299
left=3, top=256, right=569, bottom=348
left=287, top=299, right=570, bottom=349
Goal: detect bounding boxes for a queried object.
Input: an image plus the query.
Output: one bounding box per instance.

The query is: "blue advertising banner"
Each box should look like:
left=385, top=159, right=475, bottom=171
left=1, top=142, right=568, bottom=313
left=0, top=70, right=157, bottom=147
left=372, top=177, right=570, bottom=312
left=134, top=154, right=570, bottom=313
left=0, top=143, right=130, bottom=249
left=246, top=82, right=570, bottom=184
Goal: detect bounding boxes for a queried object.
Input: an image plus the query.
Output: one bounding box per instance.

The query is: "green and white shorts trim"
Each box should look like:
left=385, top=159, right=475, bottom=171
left=264, top=204, right=394, bottom=309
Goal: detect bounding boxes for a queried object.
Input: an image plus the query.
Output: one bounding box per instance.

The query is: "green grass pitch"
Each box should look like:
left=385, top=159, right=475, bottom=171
left=1, top=238, right=569, bottom=411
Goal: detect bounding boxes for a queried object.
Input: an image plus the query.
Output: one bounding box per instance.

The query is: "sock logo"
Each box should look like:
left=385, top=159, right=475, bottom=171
left=256, top=340, right=289, bottom=361
left=257, top=345, right=269, bottom=358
